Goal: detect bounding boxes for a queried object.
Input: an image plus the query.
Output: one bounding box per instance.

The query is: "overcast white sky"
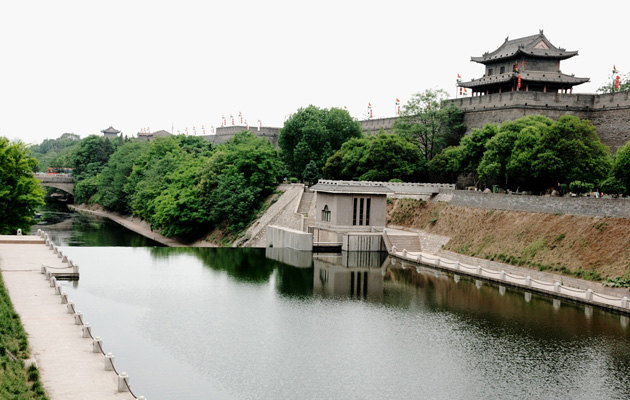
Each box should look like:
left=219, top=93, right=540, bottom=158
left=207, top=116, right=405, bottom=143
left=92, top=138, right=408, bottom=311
left=1, top=1, right=628, bottom=145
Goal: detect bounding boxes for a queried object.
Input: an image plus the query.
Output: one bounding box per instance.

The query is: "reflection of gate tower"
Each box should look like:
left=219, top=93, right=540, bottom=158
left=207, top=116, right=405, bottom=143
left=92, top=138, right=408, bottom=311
left=313, top=252, right=388, bottom=300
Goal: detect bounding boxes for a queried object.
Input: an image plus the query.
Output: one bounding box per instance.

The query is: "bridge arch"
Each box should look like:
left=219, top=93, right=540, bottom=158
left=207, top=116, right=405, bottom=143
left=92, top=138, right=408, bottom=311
left=34, top=174, right=74, bottom=196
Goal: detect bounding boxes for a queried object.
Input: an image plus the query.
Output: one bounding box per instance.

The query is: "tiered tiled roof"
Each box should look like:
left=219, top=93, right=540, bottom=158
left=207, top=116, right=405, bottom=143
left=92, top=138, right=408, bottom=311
left=463, top=71, right=589, bottom=89
left=471, top=31, right=578, bottom=63
left=101, top=126, right=121, bottom=134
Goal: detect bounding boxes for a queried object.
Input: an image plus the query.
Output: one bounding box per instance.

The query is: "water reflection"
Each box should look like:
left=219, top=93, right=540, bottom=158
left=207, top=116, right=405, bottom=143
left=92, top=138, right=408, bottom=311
left=34, top=206, right=161, bottom=247
left=312, top=252, right=387, bottom=300
left=53, top=244, right=630, bottom=400
left=41, top=212, right=630, bottom=400
left=150, top=247, right=276, bottom=283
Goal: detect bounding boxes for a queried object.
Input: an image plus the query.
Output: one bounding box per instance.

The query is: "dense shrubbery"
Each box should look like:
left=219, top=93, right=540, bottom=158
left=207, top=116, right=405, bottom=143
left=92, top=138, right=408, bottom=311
left=278, top=105, right=362, bottom=180
left=30, top=132, right=80, bottom=171
left=323, top=132, right=424, bottom=182
left=71, top=132, right=281, bottom=239
left=431, top=115, right=617, bottom=193
left=0, top=138, right=45, bottom=234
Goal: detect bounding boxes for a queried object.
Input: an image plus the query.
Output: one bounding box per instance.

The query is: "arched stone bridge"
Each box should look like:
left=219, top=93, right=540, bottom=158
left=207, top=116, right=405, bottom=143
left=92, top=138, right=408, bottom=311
left=34, top=173, right=74, bottom=196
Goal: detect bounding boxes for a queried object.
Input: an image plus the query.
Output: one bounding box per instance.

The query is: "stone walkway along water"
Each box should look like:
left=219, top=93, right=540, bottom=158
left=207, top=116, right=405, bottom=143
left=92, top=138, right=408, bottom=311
left=0, top=235, right=138, bottom=400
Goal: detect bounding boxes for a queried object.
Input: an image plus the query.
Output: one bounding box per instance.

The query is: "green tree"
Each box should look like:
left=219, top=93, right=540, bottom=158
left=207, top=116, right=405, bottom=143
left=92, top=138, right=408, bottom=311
left=597, top=72, right=630, bottom=94
left=477, top=116, right=552, bottom=188
left=532, top=115, right=611, bottom=188
left=73, top=174, right=99, bottom=204
left=322, top=137, right=370, bottom=180
left=126, top=136, right=198, bottom=223
left=70, top=135, right=115, bottom=180
left=98, top=141, right=149, bottom=213
left=323, top=133, right=424, bottom=182
left=600, top=175, right=625, bottom=197
left=152, top=157, right=210, bottom=237
left=428, top=146, right=461, bottom=183
left=394, top=89, right=465, bottom=173
left=302, top=160, right=320, bottom=185
left=204, top=131, right=281, bottom=194
left=200, top=131, right=283, bottom=234
left=279, top=105, right=362, bottom=179
left=612, top=140, right=630, bottom=194
left=0, top=138, right=45, bottom=234
left=207, top=172, right=261, bottom=234
left=30, top=132, right=81, bottom=171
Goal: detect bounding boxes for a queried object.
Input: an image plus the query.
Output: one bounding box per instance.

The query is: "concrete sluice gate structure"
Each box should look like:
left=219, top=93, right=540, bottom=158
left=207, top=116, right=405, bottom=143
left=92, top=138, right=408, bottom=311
left=265, top=180, right=630, bottom=315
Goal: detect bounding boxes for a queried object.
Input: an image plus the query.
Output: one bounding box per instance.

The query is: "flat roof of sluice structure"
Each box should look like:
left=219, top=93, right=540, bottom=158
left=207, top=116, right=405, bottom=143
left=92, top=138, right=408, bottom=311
left=310, top=180, right=393, bottom=195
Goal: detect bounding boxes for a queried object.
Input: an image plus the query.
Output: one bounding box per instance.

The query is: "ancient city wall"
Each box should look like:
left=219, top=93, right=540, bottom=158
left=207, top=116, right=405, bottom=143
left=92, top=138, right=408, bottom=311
left=359, top=117, right=397, bottom=135
left=439, top=189, right=630, bottom=219
left=202, top=125, right=280, bottom=147
left=448, top=91, right=630, bottom=152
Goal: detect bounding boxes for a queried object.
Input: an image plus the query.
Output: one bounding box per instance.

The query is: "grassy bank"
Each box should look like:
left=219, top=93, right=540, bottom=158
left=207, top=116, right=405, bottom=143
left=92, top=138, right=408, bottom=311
left=387, top=198, right=630, bottom=287
left=0, top=272, right=47, bottom=399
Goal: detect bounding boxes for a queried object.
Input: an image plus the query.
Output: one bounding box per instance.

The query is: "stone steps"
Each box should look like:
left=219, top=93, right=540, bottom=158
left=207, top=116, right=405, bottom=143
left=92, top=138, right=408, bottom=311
left=297, top=189, right=315, bottom=215
left=387, top=234, right=422, bottom=252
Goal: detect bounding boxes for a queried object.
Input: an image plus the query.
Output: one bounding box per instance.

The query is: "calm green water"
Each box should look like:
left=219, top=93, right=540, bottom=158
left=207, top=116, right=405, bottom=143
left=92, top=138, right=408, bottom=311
left=37, top=210, right=630, bottom=400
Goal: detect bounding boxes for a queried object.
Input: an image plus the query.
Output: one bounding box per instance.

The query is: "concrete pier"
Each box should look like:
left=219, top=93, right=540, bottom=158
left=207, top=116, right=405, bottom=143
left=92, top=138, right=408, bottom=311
left=0, top=237, right=135, bottom=399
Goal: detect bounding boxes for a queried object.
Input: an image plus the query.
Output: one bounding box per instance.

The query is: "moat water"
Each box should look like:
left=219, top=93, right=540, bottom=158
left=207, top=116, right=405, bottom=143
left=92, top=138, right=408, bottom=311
left=36, top=208, right=630, bottom=399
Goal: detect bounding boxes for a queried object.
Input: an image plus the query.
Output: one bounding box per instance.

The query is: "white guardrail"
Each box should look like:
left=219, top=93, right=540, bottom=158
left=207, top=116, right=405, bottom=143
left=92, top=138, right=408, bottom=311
left=389, top=245, right=630, bottom=312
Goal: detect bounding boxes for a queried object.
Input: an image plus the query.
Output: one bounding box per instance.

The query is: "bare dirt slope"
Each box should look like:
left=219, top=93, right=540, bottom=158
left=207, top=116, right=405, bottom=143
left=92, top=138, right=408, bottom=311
left=387, top=198, right=630, bottom=280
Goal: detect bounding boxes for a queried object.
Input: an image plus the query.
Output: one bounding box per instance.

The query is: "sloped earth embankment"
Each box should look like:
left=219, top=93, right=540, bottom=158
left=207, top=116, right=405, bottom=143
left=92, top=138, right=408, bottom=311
left=387, top=198, right=630, bottom=281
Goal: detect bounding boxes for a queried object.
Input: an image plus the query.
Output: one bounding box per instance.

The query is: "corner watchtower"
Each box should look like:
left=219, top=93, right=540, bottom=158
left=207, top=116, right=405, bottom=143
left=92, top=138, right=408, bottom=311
left=460, top=30, right=589, bottom=95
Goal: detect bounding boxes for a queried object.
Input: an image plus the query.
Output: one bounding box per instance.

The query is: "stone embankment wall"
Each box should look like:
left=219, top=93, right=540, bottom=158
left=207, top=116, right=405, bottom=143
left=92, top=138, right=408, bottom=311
left=239, top=184, right=305, bottom=248
left=438, top=189, right=630, bottom=219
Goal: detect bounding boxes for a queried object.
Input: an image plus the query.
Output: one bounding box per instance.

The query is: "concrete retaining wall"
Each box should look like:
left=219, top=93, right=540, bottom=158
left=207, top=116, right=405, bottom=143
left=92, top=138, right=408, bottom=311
left=266, top=225, right=313, bottom=251
left=342, top=233, right=385, bottom=252
left=441, top=189, right=630, bottom=218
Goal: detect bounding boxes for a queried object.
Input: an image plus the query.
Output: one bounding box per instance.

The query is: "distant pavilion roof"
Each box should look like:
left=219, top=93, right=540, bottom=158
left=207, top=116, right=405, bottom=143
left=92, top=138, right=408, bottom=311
left=471, top=31, right=578, bottom=64
left=101, top=126, right=121, bottom=134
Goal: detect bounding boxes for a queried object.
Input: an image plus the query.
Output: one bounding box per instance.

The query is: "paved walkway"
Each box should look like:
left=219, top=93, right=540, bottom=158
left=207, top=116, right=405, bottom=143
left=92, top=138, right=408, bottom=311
left=0, top=237, right=136, bottom=400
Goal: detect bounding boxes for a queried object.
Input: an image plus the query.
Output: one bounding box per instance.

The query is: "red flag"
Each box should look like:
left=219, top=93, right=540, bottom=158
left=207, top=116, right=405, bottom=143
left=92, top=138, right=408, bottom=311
left=613, top=65, right=618, bottom=73
left=368, top=102, right=372, bottom=108
left=396, top=98, right=400, bottom=104
left=457, top=74, right=461, bottom=79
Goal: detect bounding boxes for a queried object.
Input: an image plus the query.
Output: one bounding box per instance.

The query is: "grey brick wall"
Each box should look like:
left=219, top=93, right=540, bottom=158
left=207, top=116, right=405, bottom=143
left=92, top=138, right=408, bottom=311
left=442, top=189, right=630, bottom=218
